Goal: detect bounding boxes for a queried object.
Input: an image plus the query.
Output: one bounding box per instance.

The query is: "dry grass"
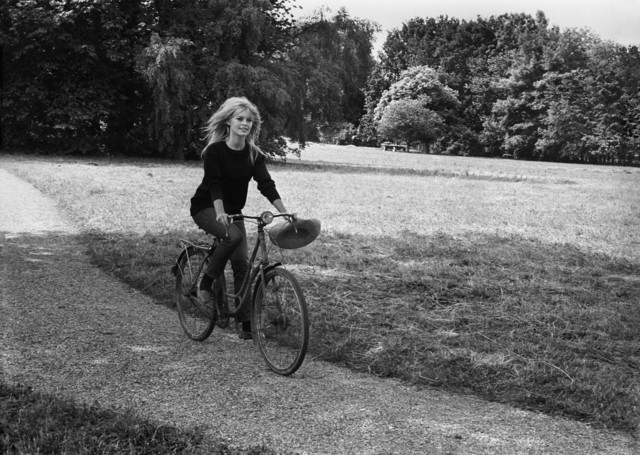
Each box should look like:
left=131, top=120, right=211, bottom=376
left=2, top=146, right=639, bottom=433
left=287, top=144, right=640, bottom=262
left=288, top=231, right=640, bottom=430
left=3, top=145, right=639, bottom=262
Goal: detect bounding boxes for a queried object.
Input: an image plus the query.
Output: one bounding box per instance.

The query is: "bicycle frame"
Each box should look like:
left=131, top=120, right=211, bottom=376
left=174, top=212, right=287, bottom=317
left=225, top=221, right=279, bottom=314
left=174, top=210, right=309, bottom=375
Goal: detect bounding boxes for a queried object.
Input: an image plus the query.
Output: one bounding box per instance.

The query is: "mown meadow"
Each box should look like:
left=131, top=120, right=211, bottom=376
left=2, top=144, right=639, bottom=435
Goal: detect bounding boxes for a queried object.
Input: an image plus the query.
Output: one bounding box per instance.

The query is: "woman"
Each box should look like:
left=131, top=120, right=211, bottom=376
left=190, top=97, right=293, bottom=339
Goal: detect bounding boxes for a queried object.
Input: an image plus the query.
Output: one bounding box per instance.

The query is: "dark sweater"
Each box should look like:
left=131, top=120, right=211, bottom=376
left=190, top=141, right=281, bottom=216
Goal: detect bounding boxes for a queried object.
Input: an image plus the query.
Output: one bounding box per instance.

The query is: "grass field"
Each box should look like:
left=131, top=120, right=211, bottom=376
left=1, top=144, right=639, bottom=437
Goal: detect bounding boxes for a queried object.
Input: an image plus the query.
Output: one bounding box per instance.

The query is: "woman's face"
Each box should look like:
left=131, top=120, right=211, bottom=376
left=228, top=108, right=254, bottom=138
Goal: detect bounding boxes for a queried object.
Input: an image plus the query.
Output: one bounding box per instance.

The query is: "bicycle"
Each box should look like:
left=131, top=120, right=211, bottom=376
left=171, top=211, right=312, bottom=376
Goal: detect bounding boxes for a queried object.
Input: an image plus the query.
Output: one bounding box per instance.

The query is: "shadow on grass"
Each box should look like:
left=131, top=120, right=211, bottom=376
left=0, top=382, right=208, bottom=454
left=83, top=229, right=640, bottom=434
left=0, top=381, right=280, bottom=455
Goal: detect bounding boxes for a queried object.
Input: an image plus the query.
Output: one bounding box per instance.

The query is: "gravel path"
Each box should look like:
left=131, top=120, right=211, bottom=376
left=0, top=167, right=638, bottom=454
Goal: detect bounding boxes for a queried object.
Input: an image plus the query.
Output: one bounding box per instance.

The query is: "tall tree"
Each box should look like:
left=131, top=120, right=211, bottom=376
left=377, top=98, right=444, bottom=150
left=1, top=0, right=153, bottom=153
left=136, top=34, right=195, bottom=159
left=374, top=65, right=462, bottom=152
left=136, top=0, right=300, bottom=158
left=288, top=7, right=378, bottom=143
left=531, top=31, right=640, bottom=164
left=361, top=13, right=533, bottom=151
left=479, top=12, right=553, bottom=159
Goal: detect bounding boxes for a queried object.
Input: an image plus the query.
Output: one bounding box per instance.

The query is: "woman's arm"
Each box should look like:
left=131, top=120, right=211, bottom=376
left=272, top=199, right=296, bottom=221
left=272, top=198, right=287, bottom=213
left=253, top=155, right=281, bottom=203
left=204, top=146, right=225, bottom=204
left=214, top=199, right=229, bottom=227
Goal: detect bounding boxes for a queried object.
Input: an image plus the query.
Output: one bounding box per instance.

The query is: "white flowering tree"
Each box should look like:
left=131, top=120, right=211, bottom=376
left=374, top=65, right=460, bottom=151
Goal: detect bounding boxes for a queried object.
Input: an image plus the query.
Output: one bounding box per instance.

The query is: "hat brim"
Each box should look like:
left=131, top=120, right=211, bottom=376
left=268, top=218, right=321, bottom=249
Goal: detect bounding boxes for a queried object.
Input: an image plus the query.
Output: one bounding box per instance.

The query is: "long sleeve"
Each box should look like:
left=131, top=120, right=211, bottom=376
left=253, top=155, right=281, bottom=203
left=190, top=143, right=280, bottom=216
left=202, top=147, right=224, bottom=203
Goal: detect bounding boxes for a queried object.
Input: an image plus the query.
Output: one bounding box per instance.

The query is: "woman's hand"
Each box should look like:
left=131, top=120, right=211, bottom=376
left=286, top=213, right=297, bottom=223
left=213, top=199, right=229, bottom=228
left=216, top=212, right=230, bottom=228
left=273, top=198, right=296, bottom=221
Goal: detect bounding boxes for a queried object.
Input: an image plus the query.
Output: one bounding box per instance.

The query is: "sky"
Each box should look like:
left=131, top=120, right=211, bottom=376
left=292, top=0, right=640, bottom=49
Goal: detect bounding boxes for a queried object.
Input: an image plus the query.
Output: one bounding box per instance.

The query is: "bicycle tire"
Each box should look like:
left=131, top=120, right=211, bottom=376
left=253, top=268, right=309, bottom=375
left=175, top=247, right=215, bottom=341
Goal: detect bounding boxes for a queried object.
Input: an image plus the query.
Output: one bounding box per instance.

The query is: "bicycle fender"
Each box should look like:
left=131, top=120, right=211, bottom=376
left=171, top=245, right=197, bottom=276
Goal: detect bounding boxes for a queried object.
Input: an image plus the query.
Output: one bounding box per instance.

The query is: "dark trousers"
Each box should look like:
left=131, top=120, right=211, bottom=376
left=192, top=208, right=250, bottom=321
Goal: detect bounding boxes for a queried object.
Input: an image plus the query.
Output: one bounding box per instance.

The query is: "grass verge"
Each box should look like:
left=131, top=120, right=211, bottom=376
left=0, top=382, right=277, bottom=454
left=84, top=229, right=640, bottom=434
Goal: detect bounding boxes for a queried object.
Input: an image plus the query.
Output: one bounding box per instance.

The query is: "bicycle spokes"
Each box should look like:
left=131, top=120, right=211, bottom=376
left=174, top=211, right=311, bottom=376
left=175, top=247, right=215, bottom=341
left=253, top=268, right=309, bottom=376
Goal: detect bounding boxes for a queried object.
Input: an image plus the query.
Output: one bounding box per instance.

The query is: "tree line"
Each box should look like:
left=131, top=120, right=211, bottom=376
left=2, top=1, right=639, bottom=164
left=1, top=0, right=377, bottom=159
left=362, top=12, right=640, bottom=164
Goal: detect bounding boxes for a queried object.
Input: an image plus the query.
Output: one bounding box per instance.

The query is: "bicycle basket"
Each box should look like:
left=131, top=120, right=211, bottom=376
left=268, top=218, right=321, bottom=249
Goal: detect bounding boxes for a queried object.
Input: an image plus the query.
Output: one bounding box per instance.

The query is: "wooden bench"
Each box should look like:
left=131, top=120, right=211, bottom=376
left=382, top=142, right=407, bottom=152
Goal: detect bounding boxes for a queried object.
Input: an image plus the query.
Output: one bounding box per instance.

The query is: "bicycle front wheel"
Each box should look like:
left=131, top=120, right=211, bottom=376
left=253, top=268, right=309, bottom=375
left=175, top=247, right=215, bottom=341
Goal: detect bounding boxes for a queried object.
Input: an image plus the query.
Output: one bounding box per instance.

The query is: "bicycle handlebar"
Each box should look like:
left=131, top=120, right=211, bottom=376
left=227, top=211, right=295, bottom=225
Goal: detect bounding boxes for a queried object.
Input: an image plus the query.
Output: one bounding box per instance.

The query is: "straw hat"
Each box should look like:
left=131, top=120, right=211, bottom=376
left=268, top=218, right=321, bottom=249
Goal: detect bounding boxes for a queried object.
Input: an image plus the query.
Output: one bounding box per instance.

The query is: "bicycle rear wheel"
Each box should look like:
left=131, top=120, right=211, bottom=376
left=175, top=247, right=215, bottom=341
left=253, top=268, right=309, bottom=375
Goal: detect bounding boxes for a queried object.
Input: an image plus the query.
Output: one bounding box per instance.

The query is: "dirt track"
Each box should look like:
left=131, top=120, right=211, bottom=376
left=1, top=166, right=638, bottom=454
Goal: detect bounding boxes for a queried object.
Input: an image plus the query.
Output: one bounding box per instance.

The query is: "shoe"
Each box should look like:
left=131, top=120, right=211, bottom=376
left=237, top=321, right=252, bottom=340
left=196, top=289, right=213, bottom=318
left=198, top=288, right=211, bottom=304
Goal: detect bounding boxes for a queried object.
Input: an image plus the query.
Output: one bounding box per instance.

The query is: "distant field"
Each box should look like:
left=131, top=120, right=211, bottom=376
left=296, top=142, right=630, bottom=180
left=290, top=144, right=640, bottom=261
left=5, top=143, right=637, bottom=259
left=2, top=145, right=639, bottom=433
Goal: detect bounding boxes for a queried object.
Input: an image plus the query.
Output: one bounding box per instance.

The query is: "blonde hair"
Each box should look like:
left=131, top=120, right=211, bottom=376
left=201, top=97, right=264, bottom=163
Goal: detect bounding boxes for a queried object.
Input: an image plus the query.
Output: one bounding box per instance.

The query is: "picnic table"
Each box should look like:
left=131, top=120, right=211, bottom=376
left=381, top=142, right=407, bottom=152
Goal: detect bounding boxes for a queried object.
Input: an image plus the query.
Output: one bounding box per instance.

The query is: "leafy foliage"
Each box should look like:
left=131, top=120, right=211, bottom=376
left=377, top=98, right=444, bottom=149
left=1, top=0, right=153, bottom=154
left=373, top=65, right=463, bottom=151
left=2, top=2, right=638, bottom=164
left=134, top=0, right=302, bottom=158
left=136, top=34, right=195, bottom=159
left=363, top=12, right=640, bottom=164
left=1, top=0, right=376, bottom=158
left=287, top=7, right=379, bottom=143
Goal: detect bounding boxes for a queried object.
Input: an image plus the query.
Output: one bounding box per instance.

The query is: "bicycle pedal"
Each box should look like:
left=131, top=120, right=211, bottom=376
left=217, top=317, right=230, bottom=329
